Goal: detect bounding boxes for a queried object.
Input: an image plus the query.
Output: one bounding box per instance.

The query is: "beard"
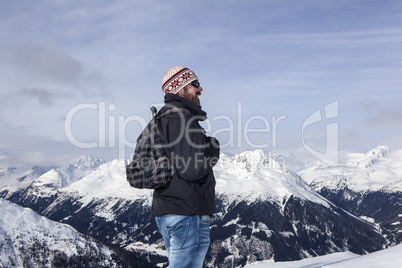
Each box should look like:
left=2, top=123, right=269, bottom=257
left=179, top=86, right=201, bottom=106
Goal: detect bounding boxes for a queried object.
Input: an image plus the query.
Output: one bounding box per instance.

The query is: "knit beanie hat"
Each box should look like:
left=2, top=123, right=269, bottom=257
left=162, top=66, right=198, bottom=94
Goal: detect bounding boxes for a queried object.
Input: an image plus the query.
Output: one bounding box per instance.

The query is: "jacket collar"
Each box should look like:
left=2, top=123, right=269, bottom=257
left=164, top=93, right=207, bottom=121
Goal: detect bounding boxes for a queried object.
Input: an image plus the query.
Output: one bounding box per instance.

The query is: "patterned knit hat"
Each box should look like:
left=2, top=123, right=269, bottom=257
left=162, top=66, right=198, bottom=94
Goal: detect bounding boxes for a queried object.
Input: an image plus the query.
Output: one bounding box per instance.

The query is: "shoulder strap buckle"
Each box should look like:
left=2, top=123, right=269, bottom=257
left=150, top=106, right=157, bottom=118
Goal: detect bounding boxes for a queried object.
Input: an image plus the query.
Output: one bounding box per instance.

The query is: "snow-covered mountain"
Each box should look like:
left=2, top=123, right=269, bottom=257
left=5, top=155, right=105, bottom=212
left=300, top=146, right=402, bottom=193
left=0, top=150, right=389, bottom=267
left=207, top=150, right=385, bottom=266
left=0, top=198, right=151, bottom=267
left=298, top=146, right=402, bottom=245
left=0, top=165, right=52, bottom=198
left=0, top=155, right=103, bottom=199
left=34, top=155, right=105, bottom=189
left=215, top=150, right=330, bottom=208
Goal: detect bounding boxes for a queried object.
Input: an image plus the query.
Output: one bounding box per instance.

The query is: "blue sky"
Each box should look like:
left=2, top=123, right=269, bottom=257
left=1, top=0, right=401, bottom=167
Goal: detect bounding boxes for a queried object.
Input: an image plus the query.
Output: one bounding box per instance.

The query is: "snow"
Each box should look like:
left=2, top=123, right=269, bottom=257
left=33, top=155, right=104, bottom=189
left=298, top=146, right=402, bottom=193
left=0, top=166, right=51, bottom=196
left=62, top=159, right=153, bottom=202
left=4, top=147, right=398, bottom=215
left=3, top=147, right=400, bottom=207
left=125, top=241, right=167, bottom=257
left=246, top=244, right=402, bottom=267
left=0, top=155, right=103, bottom=199
left=214, top=150, right=330, bottom=208
left=0, top=198, right=114, bottom=266
left=51, top=159, right=153, bottom=221
left=0, top=149, right=336, bottom=227
left=12, top=149, right=331, bottom=221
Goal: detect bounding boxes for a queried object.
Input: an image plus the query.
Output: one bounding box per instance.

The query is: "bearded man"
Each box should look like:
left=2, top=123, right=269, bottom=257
left=152, top=66, right=220, bottom=268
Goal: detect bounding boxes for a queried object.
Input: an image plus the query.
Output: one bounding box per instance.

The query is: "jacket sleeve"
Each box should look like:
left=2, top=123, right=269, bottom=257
left=166, top=115, right=220, bottom=183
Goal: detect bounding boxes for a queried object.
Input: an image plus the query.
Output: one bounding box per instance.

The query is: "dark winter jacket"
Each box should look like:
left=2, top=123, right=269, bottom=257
left=151, top=93, right=220, bottom=216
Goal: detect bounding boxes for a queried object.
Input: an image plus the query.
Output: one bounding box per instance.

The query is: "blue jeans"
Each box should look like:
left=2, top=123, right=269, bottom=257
left=155, top=214, right=211, bottom=268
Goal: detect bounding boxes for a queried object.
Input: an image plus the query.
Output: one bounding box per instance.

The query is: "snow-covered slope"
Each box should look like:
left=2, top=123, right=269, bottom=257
left=300, top=146, right=402, bottom=193
left=215, top=150, right=330, bottom=208
left=61, top=159, right=151, bottom=201
left=7, top=155, right=105, bottom=211
left=54, top=150, right=328, bottom=209
left=246, top=243, right=402, bottom=268
left=32, top=155, right=104, bottom=189
left=0, top=165, right=52, bottom=198
left=0, top=198, right=118, bottom=267
left=32, top=150, right=332, bottom=225
left=49, top=159, right=154, bottom=222
left=0, top=155, right=103, bottom=200
left=29, top=150, right=332, bottom=222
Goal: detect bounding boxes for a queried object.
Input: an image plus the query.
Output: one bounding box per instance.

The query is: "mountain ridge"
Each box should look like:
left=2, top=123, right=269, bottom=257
left=299, top=145, right=402, bottom=246
left=0, top=146, right=397, bottom=267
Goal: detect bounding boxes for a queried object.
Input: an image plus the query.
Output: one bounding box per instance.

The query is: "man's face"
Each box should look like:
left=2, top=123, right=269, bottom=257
left=179, top=82, right=203, bottom=105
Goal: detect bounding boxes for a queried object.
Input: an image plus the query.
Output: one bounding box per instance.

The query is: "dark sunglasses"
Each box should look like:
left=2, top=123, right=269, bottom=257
left=190, top=80, right=201, bottom=88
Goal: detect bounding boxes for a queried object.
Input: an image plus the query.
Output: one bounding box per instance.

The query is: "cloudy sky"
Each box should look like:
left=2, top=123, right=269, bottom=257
left=1, top=0, right=401, bottom=167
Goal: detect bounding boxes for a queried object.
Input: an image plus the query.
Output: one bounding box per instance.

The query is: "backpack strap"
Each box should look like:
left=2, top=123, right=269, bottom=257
left=150, top=106, right=157, bottom=117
